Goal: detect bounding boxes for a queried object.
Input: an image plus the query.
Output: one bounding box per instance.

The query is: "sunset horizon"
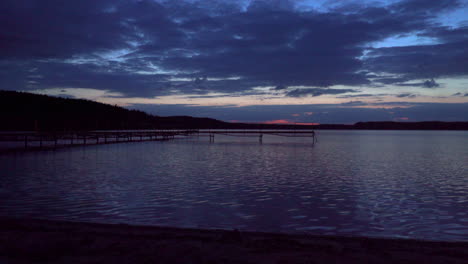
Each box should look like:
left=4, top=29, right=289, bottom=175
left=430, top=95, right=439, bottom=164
left=1, top=0, right=467, bottom=124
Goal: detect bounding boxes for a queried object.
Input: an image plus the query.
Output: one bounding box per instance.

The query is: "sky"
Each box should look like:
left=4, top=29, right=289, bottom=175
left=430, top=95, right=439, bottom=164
left=1, top=0, right=467, bottom=124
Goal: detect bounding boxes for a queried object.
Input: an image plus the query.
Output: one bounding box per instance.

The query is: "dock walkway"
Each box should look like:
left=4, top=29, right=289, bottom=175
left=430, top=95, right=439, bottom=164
left=0, top=129, right=316, bottom=150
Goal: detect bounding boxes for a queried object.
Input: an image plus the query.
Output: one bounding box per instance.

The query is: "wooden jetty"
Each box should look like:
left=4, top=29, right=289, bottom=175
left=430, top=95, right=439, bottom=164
left=197, top=130, right=316, bottom=143
left=0, top=130, right=316, bottom=150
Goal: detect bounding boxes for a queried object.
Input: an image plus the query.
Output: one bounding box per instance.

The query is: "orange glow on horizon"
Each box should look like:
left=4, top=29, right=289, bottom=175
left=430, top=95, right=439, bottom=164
left=395, top=117, right=410, bottom=121
left=262, top=119, right=320, bottom=125
left=229, top=120, right=320, bottom=125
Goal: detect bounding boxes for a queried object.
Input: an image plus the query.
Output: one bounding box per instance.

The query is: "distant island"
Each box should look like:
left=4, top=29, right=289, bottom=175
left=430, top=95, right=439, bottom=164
left=1, top=90, right=467, bottom=131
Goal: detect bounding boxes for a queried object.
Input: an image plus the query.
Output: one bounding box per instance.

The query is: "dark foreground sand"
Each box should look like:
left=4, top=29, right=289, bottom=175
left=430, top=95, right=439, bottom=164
left=0, top=218, right=467, bottom=264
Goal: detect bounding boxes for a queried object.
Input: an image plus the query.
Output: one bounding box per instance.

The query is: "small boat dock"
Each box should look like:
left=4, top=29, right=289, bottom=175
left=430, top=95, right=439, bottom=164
left=0, top=129, right=316, bottom=150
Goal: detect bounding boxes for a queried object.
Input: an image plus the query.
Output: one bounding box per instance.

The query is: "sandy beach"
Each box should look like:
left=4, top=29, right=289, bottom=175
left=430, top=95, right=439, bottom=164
left=0, top=218, right=467, bottom=263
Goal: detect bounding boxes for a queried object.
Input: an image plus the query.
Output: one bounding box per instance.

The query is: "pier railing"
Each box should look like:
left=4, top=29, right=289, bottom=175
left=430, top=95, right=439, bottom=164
left=0, top=129, right=316, bottom=150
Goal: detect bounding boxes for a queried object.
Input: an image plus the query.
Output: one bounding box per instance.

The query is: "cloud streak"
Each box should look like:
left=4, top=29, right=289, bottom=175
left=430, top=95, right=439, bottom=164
left=286, top=88, right=358, bottom=97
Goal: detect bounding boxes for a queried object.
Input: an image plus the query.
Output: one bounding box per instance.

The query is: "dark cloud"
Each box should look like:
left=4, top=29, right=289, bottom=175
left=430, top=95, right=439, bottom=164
left=391, top=0, right=462, bottom=14
left=452, top=92, right=468, bottom=97
left=337, top=93, right=387, bottom=98
left=286, top=88, right=358, bottom=97
left=420, top=25, right=468, bottom=43
left=421, top=79, right=440, bottom=88
left=339, top=101, right=367, bottom=106
left=154, top=7, right=389, bottom=89
left=396, top=93, right=417, bottom=98
left=389, top=79, right=441, bottom=88
left=0, top=0, right=151, bottom=59
left=366, top=26, right=468, bottom=81
left=0, top=0, right=466, bottom=110
left=247, top=0, right=296, bottom=12
left=273, top=84, right=288, bottom=90
left=373, top=77, right=410, bottom=85
left=5, top=60, right=174, bottom=97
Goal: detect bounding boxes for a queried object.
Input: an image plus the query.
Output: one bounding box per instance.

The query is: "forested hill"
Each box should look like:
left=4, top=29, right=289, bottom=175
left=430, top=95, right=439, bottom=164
left=1, top=90, right=467, bottom=131
left=0, top=90, right=227, bottom=131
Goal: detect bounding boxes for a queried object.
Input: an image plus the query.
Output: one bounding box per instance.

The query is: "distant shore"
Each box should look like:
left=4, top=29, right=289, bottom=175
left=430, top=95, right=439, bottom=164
left=0, top=218, right=467, bottom=263
left=2, top=90, right=468, bottom=131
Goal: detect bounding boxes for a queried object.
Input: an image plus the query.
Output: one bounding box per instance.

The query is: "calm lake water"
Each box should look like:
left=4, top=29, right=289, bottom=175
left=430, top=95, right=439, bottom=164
left=1, top=130, right=467, bottom=241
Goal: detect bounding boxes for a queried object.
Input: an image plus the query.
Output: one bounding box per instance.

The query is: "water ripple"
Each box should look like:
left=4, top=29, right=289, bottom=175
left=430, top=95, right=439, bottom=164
left=0, top=131, right=467, bottom=241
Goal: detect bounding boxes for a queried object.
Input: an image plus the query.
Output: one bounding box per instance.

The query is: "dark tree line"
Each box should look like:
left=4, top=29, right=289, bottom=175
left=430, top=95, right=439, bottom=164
left=0, top=90, right=226, bottom=131
left=1, top=90, right=466, bottom=131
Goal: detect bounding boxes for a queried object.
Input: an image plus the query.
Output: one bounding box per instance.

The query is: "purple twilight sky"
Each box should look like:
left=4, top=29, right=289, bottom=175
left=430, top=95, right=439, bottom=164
left=1, top=0, right=467, bottom=124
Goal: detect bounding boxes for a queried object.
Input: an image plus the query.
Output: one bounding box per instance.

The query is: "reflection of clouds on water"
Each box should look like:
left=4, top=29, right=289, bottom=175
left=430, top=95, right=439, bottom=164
left=0, top=130, right=466, bottom=241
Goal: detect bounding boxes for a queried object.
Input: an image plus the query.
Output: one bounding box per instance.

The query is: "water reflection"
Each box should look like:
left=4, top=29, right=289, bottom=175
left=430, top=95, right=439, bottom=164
left=0, top=130, right=467, bottom=241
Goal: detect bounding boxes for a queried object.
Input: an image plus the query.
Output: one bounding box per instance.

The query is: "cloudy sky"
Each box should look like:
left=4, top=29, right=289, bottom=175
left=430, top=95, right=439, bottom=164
left=1, top=0, right=467, bottom=124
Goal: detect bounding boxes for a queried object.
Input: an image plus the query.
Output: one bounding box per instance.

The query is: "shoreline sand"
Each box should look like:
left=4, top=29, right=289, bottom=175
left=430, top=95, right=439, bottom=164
left=0, top=218, right=467, bottom=263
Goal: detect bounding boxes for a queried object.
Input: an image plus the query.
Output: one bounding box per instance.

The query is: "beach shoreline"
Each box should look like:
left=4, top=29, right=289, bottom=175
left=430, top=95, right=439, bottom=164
left=0, top=218, right=467, bottom=263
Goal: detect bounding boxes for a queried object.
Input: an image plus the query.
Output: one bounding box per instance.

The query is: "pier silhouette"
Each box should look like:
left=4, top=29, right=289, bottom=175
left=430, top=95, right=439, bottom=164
left=0, top=130, right=316, bottom=150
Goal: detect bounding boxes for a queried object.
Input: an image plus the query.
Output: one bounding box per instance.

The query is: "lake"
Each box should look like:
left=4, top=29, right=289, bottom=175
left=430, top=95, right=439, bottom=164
left=0, top=130, right=467, bottom=241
